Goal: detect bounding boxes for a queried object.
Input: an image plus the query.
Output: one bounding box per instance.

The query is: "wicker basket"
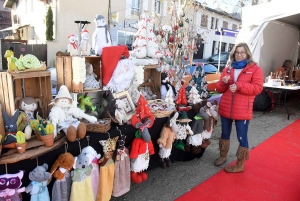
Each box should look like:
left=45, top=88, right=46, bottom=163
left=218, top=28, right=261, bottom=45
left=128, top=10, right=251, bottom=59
left=148, top=99, right=175, bottom=118
left=85, top=118, right=111, bottom=133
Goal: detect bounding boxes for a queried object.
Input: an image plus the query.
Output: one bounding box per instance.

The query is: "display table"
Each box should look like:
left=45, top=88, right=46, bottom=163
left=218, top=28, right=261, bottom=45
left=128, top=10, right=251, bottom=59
left=263, top=83, right=300, bottom=119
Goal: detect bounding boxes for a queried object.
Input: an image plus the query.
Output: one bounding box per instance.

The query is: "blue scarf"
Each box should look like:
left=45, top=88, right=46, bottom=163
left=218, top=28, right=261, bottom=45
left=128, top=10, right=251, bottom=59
left=232, top=59, right=248, bottom=69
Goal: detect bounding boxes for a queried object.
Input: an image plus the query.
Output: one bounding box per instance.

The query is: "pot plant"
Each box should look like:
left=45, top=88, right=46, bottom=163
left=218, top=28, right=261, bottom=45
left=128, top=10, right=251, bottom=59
left=16, top=131, right=27, bottom=153
left=30, top=119, right=42, bottom=141
left=30, top=119, right=55, bottom=147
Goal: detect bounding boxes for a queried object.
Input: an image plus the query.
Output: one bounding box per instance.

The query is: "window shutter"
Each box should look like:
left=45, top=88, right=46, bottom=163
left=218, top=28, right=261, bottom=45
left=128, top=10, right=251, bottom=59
left=143, top=0, right=149, bottom=12
left=125, top=0, right=132, bottom=19
left=163, top=0, right=168, bottom=16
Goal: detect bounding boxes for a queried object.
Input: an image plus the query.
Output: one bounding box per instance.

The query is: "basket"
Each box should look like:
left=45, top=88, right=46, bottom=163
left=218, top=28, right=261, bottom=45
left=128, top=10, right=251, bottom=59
left=85, top=118, right=111, bottom=133
left=148, top=99, right=175, bottom=118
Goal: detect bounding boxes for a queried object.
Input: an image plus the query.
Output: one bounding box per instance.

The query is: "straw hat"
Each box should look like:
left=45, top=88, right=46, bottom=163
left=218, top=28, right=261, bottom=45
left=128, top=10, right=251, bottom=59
left=176, top=111, right=192, bottom=123
left=55, top=85, right=73, bottom=100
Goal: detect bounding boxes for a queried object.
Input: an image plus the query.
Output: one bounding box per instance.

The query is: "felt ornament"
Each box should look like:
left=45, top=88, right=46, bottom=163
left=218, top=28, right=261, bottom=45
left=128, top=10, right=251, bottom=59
left=25, top=163, right=51, bottom=201
left=101, top=46, right=129, bottom=86
left=50, top=152, right=74, bottom=201
left=0, top=171, right=25, bottom=201
left=92, top=14, right=112, bottom=56
left=67, top=34, right=79, bottom=56
left=80, top=29, right=91, bottom=56
left=112, top=130, right=130, bottom=197
left=97, top=135, right=119, bottom=201
left=1, top=109, right=20, bottom=149
left=187, top=86, right=203, bottom=105
left=70, top=153, right=94, bottom=201
left=48, top=85, right=97, bottom=141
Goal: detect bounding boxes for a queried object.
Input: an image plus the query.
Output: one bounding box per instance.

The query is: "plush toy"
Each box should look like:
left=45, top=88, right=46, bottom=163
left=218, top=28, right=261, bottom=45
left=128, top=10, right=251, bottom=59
left=2, top=109, right=20, bottom=149
left=81, top=146, right=101, bottom=200
left=70, top=153, right=94, bottom=201
left=83, top=63, right=101, bottom=90
left=0, top=171, right=25, bottom=201
left=161, top=72, right=176, bottom=100
left=173, top=111, right=193, bottom=151
left=92, top=14, right=112, bottom=56
left=80, top=29, right=91, bottom=56
left=97, top=136, right=119, bottom=201
left=15, top=97, right=42, bottom=140
left=25, top=163, right=51, bottom=201
left=67, top=34, right=79, bottom=56
left=50, top=152, right=74, bottom=201
left=49, top=85, right=97, bottom=142
left=15, top=54, right=42, bottom=70
left=112, top=131, right=130, bottom=197
left=4, top=47, right=18, bottom=72
left=157, top=113, right=177, bottom=169
left=115, top=99, right=128, bottom=125
left=130, top=95, right=155, bottom=184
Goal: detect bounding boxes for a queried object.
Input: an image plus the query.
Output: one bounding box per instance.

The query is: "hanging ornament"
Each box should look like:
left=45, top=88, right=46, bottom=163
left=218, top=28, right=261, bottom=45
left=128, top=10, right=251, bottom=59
left=173, top=25, right=178, bottom=32
left=185, top=18, right=189, bottom=23
left=181, top=13, right=185, bottom=17
left=178, top=21, right=184, bottom=27
left=169, top=34, right=175, bottom=43
left=178, top=44, right=182, bottom=48
left=157, top=30, right=164, bottom=38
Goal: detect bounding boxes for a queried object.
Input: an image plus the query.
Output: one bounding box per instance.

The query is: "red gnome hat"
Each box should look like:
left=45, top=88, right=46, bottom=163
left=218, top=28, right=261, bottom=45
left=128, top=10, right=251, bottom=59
left=131, top=95, right=154, bottom=128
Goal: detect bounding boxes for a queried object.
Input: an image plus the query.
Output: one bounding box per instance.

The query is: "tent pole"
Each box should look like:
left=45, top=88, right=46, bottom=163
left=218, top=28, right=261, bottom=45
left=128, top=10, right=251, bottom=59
left=218, top=28, right=222, bottom=72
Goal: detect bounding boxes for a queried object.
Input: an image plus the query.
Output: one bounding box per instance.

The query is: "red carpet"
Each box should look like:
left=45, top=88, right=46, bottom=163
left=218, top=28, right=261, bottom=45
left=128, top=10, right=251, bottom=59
left=176, top=119, right=300, bottom=201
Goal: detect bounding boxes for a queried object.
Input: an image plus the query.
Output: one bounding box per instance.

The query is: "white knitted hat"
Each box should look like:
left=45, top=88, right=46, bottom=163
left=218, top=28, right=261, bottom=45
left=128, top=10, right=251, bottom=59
left=55, top=85, right=73, bottom=100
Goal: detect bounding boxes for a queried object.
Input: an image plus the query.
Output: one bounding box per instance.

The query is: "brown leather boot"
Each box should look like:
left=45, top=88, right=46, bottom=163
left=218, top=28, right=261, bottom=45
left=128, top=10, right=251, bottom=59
left=77, top=122, right=86, bottom=139
left=225, top=146, right=249, bottom=173
left=66, top=126, right=77, bottom=142
left=214, top=138, right=230, bottom=166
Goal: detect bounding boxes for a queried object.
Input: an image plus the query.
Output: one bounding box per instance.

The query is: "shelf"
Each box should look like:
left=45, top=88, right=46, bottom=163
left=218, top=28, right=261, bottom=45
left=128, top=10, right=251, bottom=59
left=10, top=70, right=50, bottom=80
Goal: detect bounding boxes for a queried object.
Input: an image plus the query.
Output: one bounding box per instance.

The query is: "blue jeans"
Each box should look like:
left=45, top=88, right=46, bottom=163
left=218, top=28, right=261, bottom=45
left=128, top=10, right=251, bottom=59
left=220, top=116, right=250, bottom=148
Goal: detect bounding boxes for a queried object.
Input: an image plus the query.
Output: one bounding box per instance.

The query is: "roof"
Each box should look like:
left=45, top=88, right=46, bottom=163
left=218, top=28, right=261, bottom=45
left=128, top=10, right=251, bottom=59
left=3, top=0, right=14, bottom=8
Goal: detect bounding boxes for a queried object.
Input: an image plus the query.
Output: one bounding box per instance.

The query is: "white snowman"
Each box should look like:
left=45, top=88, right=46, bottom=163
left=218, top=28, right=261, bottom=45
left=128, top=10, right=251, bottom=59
left=67, top=34, right=79, bottom=56
left=92, top=14, right=112, bottom=56
left=80, top=29, right=91, bottom=56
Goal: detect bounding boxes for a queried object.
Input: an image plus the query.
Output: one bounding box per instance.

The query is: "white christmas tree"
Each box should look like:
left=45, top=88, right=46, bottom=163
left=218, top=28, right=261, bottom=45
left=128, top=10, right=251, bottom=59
left=132, top=11, right=162, bottom=59
left=165, top=88, right=175, bottom=109
left=188, top=86, right=202, bottom=105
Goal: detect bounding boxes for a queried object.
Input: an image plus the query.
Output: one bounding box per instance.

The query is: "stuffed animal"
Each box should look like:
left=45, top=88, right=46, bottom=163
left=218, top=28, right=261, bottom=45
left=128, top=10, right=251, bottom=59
left=115, top=99, right=128, bottom=125
left=161, top=72, right=176, bottom=100
left=81, top=146, right=101, bottom=200
left=83, top=63, right=101, bottom=90
left=80, top=29, right=91, bottom=56
left=15, top=54, right=42, bottom=70
left=0, top=171, right=25, bottom=201
left=92, top=14, right=112, bottom=56
left=70, top=153, right=94, bottom=201
left=49, top=85, right=97, bottom=142
left=15, top=97, right=42, bottom=140
left=173, top=111, right=193, bottom=151
left=2, top=109, right=20, bottom=149
left=4, top=47, right=18, bottom=72
left=25, top=163, right=51, bottom=201
left=67, top=34, right=79, bottom=56
left=50, top=152, right=74, bottom=201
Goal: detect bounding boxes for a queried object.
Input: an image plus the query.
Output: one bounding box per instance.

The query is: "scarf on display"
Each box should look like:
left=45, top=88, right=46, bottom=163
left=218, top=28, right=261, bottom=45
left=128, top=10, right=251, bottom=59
left=232, top=59, right=247, bottom=69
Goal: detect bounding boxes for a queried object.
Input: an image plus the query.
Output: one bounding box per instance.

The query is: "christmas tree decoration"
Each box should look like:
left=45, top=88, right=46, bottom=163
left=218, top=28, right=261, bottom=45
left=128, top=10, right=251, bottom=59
left=187, top=86, right=203, bottom=105
left=175, top=85, right=190, bottom=112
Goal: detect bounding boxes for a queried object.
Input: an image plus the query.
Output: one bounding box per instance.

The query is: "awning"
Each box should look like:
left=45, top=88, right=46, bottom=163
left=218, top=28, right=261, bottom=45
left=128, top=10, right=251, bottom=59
left=3, top=0, right=14, bottom=8
left=0, top=24, right=30, bottom=32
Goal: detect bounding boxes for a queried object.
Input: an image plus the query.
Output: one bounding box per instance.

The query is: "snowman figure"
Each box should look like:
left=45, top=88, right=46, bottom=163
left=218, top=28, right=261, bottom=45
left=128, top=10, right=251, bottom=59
left=92, top=14, right=112, bottom=56
left=80, top=29, right=91, bottom=56
left=67, top=34, right=79, bottom=56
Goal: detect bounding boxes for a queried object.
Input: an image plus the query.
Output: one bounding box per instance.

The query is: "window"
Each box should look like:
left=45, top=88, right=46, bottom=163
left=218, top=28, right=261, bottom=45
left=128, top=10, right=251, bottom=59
left=201, top=14, right=208, bottom=27
left=131, top=0, right=140, bottom=15
left=215, top=18, right=219, bottom=29
left=228, top=43, right=235, bottom=52
left=155, top=0, right=161, bottom=14
left=223, top=21, right=228, bottom=29
left=232, top=24, right=237, bottom=30
left=211, top=17, right=215, bottom=29
left=211, top=53, right=228, bottom=61
left=117, top=30, right=135, bottom=50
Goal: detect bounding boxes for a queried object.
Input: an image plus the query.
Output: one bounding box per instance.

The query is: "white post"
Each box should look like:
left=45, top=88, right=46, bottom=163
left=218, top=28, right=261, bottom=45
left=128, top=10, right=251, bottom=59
left=218, top=28, right=222, bottom=72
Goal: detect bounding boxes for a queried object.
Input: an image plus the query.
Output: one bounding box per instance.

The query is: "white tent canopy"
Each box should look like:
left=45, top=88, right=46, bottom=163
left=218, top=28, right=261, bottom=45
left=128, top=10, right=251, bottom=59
left=236, top=0, right=300, bottom=77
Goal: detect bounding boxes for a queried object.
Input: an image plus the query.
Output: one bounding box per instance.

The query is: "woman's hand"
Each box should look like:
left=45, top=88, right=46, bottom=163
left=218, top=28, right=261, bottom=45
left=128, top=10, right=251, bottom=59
left=222, top=75, right=230, bottom=84
left=229, top=84, right=237, bottom=93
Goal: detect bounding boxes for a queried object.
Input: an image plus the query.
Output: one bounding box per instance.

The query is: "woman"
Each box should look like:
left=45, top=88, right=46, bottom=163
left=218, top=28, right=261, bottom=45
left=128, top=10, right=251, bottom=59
left=215, top=42, right=264, bottom=173
left=276, top=59, right=293, bottom=76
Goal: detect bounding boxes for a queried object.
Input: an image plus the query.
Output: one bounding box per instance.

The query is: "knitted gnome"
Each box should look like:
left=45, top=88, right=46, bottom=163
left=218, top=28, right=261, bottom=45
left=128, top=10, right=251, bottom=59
left=80, top=29, right=91, bottom=56
left=92, top=14, right=112, bottom=56
left=173, top=111, right=193, bottom=151
left=130, top=95, right=155, bottom=184
left=48, top=85, right=97, bottom=142
left=67, top=34, right=79, bottom=56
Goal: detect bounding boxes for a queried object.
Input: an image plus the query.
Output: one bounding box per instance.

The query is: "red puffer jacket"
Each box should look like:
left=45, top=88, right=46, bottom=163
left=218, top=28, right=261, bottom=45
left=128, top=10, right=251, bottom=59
left=216, top=62, right=264, bottom=120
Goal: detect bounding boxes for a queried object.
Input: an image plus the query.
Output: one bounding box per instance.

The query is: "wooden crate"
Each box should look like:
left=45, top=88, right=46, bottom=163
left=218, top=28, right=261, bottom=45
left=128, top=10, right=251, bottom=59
left=0, top=71, right=52, bottom=118
left=143, top=65, right=161, bottom=99
left=56, top=56, right=102, bottom=93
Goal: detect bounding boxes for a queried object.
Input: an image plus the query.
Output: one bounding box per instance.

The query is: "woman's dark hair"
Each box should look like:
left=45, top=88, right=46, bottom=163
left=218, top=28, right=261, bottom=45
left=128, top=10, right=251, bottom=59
left=282, top=60, right=293, bottom=68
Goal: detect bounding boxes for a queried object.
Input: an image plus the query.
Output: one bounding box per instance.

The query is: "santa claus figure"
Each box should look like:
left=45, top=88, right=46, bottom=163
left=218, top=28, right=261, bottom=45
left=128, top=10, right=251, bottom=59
left=49, top=85, right=97, bottom=142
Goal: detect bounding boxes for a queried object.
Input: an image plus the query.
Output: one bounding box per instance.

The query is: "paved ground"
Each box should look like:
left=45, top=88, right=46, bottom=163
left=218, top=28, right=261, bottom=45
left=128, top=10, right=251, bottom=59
left=112, top=96, right=300, bottom=201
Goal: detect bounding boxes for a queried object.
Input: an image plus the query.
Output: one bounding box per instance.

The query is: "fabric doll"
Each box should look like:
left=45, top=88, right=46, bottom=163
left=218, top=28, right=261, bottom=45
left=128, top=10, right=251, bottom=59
left=1, top=109, right=20, bottom=149
left=112, top=130, right=130, bottom=197
left=50, top=152, right=75, bottom=201
left=82, top=146, right=101, bottom=200
left=97, top=136, right=119, bottom=201
left=161, top=72, right=177, bottom=100
left=70, top=153, right=94, bottom=201
left=130, top=95, right=155, bottom=184
left=67, top=34, right=79, bottom=56
left=173, top=111, right=193, bottom=151
left=92, top=14, right=112, bottom=56
left=83, top=63, right=101, bottom=90
left=80, top=29, right=91, bottom=56
left=15, top=97, right=42, bottom=140
left=49, top=85, right=97, bottom=142
left=0, top=171, right=25, bottom=201
left=25, top=163, right=51, bottom=201
left=157, top=113, right=177, bottom=169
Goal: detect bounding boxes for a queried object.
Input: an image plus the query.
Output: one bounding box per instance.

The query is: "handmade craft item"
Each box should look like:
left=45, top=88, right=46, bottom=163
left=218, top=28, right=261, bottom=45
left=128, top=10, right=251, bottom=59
left=201, top=101, right=218, bottom=148
left=0, top=171, right=25, bottom=201
left=50, top=152, right=74, bottom=201
left=67, top=34, right=79, bottom=56
left=15, top=54, right=44, bottom=71
left=97, top=135, right=119, bottom=201
left=83, top=63, right=101, bottom=90
left=4, top=47, right=18, bottom=72
left=49, top=85, right=97, bottom=142
left=161, top=72, right=176, bottom=100
left=72, top=57, right=86, bottom=84
left=92, top=14, right=112, bottom=56
left=2, top=109, right=20, bottom=149
left=187, top=86, right=202, bottom=105
left=80, top=29, right=91, bottom=56
left=114, top=99, right=128, bottom=125
left=25, top=163, right=51, bottom=201
left=70, top=152, right=94, bottom=201
left=173, top=111, right=193, bottom=151
left=15, top=97, right=42, bottom=140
